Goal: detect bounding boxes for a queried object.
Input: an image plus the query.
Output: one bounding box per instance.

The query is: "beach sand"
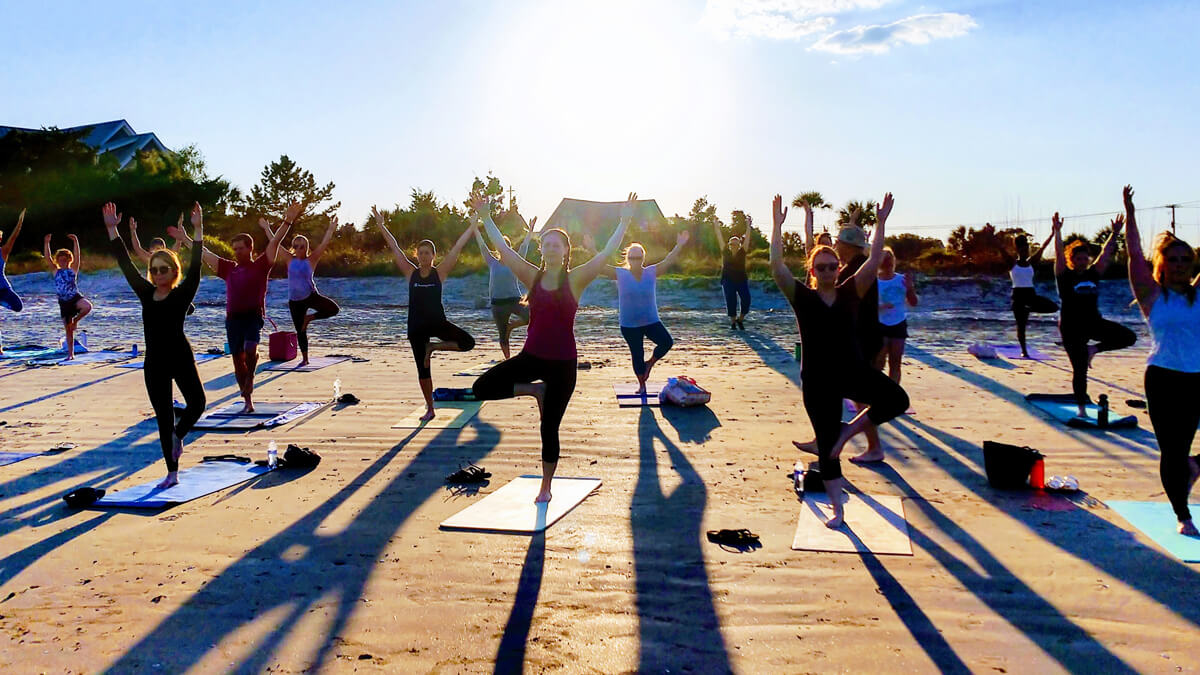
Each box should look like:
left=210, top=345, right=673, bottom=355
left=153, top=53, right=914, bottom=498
left=1, top=326, right=1198, bottom=673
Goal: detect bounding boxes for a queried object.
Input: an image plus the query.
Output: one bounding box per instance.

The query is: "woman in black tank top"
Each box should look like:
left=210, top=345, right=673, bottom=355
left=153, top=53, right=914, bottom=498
left=374, top=206, right=478, bottom=422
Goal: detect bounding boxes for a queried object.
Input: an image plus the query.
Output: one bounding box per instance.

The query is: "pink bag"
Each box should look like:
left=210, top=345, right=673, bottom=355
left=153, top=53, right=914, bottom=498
left=266, top=316, right=297, bottom=361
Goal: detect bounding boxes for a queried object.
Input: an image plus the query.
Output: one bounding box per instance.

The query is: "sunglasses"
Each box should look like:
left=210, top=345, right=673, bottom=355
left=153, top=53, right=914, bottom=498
left=813, top=263, right=838, bottom=273
left=149, top=265, right=175, bottom=275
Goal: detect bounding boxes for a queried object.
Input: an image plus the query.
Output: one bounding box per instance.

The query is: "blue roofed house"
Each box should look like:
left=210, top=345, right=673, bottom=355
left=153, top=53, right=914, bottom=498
left=0, top=119, right=169, bottom=168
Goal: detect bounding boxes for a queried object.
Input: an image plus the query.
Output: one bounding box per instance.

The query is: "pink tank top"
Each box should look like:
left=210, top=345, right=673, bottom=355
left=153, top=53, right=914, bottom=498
left=523, top=278, right=578, bottom=360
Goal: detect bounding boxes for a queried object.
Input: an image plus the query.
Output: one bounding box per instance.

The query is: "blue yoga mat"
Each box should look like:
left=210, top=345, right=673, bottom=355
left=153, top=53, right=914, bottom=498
left=117, top=353, right=223, bottom=369
left=1108, top=500, right=1200, bottom=563
left=94, top=461, right=273, bottom=508
left=0, top=452, right=39, bottom=467
left=1025, top=393, right=1138, bottom=429
left=27, top=349, right=134, bottom=366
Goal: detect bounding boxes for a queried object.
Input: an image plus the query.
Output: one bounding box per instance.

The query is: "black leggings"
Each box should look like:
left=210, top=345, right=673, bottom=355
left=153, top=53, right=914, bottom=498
left=721, top=279, right=750, bottom=318
left=620, top=322, right=673, bottom=377
left=408, top=319, right=475, bottom=379
left=491, top=299, right=529, bottom=349
left=288, top=292, right=341, bottom=356
left=1060, top=318, right=1137, bottom=407
left=801, top=365, right=909, bottom=481
left=1145, top=366, right=1200, bottom=522
left=472, top=352, right=577, bottom=463
left=1012, top=287, right=1058, bottom=352
left=144, top=348, right=206, bottom=472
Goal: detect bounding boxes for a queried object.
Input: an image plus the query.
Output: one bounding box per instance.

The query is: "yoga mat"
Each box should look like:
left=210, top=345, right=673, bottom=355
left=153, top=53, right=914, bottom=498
left=454, top=361, right=500, bottom=377
left=0, top=345, right=62, bottom=362
left=117, top=353, right=223, bottom=369
left=993, top=344, right=1053, bottom=361
left=440, top=475, right=601, bottom=533
left=392, top=401, right=482, bottom=429
left=194, top=401, right=328, bottom=430
left=1025, top=393, right=1138, bottom=429
left=0, top=452, right=39, bottom=467
left=844, top=400, right=916, bottom=416
left=613, top=382, right=666, bottom=407
left=27, top=349, right=134, bottom=366
left=262, top=355, right=351, bottom=372
left=792, top=493, right=912, bottom=555
left=94, top=461, right=273, bottom=508
left=1108, top=500, right=1200, bottom=563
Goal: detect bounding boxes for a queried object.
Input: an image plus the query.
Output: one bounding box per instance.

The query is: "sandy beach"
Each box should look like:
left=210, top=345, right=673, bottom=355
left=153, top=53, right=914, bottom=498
left=1, top=310, right=1199, bottom=673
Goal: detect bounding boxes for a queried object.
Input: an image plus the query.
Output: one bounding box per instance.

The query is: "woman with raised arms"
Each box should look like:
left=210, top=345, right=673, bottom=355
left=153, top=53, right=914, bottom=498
left=471, top=193, right=638, bottom=503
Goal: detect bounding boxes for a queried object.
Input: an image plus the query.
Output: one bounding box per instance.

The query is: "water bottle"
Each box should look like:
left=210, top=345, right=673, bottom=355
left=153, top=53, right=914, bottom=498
left=267, top=440, right=278, bottom=469
left=1097, top=395, right=1109, bottom=428
left=333, top=377, right=342, bottom=400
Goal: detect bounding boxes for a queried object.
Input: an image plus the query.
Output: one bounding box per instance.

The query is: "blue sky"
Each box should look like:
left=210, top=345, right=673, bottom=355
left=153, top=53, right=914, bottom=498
left=5, top=0, right=1199, bottom=243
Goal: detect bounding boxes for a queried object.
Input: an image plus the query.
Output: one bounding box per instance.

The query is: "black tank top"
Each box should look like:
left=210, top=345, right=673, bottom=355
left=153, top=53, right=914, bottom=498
left=408, top=269, right=445, bottom=329
left=721, top=248, right=747, bottom=284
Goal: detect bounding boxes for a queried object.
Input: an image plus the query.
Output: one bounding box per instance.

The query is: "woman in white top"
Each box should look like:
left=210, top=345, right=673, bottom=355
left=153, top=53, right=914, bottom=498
left=593, top=231, right=690, bottom=392
left=875, top=248, right=919, bottom=383
left=1007, top=231, right=1058, bottom=358
left=1124, top=185, right=1200, bottom=536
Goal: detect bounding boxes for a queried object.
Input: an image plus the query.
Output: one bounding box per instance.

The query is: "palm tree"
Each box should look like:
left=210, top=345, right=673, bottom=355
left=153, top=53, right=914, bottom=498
left=836, top=200, right=877, bottom=229
left=792, top=191, right=831, bottom=210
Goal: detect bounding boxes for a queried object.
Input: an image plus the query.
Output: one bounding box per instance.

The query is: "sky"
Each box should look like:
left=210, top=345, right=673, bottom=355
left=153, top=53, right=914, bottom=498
left=4, top=0, right=1199, bottom=243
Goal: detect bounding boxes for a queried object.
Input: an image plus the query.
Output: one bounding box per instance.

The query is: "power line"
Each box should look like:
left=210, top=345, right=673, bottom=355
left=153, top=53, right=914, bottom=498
left=888, top=200, right=1200, bottom=233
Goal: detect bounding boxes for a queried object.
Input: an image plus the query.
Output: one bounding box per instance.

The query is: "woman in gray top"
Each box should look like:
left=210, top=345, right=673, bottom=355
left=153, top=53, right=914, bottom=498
left=475, top=212, right=536, bottom=358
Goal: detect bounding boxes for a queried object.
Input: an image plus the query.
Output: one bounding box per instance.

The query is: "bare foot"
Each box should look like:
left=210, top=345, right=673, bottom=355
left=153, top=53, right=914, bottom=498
left=420, top=407, right=436, bottom=422
left=156, top=472, right=179, bottom=489
left=824, top=513, right=844, bottom=529
left=534, top=489, right=552, bottom=503
left=172, top=434, right=184, bottom=462
left=298, top=358, right=309, bottom=367
left=792, top=439, right=819, bottom=456
left=636, top=374, right=648, bottom=394
left=1180, top=520, right=1199, bottom=537
left=849, top=448, right=886, bottom=464
left=239, top=399, right=254, bottom=414
left=829, top=423, right=854, bottom=460
left=1087, top=343, right=1100, bottom=366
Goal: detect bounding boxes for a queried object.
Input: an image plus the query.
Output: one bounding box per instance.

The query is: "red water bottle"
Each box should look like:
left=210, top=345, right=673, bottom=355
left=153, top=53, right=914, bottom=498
left=1029, top=457, right=1045, bottom=489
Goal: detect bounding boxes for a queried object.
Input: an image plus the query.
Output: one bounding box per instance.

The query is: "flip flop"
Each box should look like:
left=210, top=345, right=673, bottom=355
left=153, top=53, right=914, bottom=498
left=705, top=528, right=760, bottom=551
left=445, top=463, right=491, bottom=484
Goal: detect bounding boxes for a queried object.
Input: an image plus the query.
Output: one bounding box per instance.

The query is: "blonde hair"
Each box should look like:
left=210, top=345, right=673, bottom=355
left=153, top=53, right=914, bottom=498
left=54, top=248, right=73, bottom=263
left=147, top=249, right=183, bottom=288
left=1151, top=233, right=1196, bottom=304
left=622, top=242, right=646, bottom=267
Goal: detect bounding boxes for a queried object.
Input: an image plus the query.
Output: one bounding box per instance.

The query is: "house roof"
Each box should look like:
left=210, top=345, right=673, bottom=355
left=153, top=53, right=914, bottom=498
left=541, top=198, right=668, bottom=236
left=0, top=119, right=168, bottom=168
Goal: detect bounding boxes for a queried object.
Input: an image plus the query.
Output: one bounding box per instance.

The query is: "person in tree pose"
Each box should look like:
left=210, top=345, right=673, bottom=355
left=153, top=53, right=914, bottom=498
left=44, top=232, right=92, bottom=360
left=261, top=215, right=341, bottom=367
left=474, top=211, right=536, bottom=359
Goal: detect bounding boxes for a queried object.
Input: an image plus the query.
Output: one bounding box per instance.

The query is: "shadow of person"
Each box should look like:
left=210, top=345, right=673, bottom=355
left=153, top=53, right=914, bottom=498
left=658, top=403, right=721, bottom=444
left=493, top=531, right=546, bottom=673
left=631, top=406, right=732, bottom=672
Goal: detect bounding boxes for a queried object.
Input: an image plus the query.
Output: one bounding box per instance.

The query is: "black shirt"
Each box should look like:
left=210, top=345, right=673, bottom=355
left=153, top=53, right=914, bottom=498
left=408, top=269, right=446, bottom=329
left=721, top=248, right=747, bottom=284
left=1056, top=267, right=1101, bottom=324
left=790, top=279, right=862, bottom=376
left=838, top=253, right=882, bottom=356
left=111, top=235, right=202, bottom=357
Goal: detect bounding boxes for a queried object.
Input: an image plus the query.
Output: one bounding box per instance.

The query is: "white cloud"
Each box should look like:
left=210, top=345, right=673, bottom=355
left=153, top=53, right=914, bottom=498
left=810, top=12, right=977, bottom=54
left=702, top=0, right=893, bottom=40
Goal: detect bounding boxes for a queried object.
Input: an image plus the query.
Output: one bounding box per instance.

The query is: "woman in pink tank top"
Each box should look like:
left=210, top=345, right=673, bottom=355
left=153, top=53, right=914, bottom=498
left=472, top=193, right=638, bottom=503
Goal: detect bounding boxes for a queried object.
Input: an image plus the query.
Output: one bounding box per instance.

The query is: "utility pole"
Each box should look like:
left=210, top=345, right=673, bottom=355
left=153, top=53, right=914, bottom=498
left=508, top=185, right=516, bottom=212
left=1168, top=204, right=1177, bottom=234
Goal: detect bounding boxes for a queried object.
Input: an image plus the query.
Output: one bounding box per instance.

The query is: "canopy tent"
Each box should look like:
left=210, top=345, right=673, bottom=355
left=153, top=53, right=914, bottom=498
left=541, top=198, right=667, bottom=241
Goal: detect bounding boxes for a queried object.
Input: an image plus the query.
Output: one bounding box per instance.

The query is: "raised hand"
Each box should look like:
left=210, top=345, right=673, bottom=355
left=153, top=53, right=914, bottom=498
left=850, top=207, right=862, bottom=228
left=1123, top=184, right=1135, bottom=211
left=190, top=202, right=203, bottom=232
left=258, top=217, right=271, bottom=234
left=619, top=192, right=638, bottom=224
left=773, top=194, right=788, bottom=227
left=67, top=233, right=79, bottom=243
left=677, top=230, right=690, bottom=246
left=877, top=193, right=894, bottom=223
left=44, top=233, right=52, bottom=244
left=102, top=202, right=122, bottom=229
left=177, top=212, right=184, bottom=229
left=283, top=201, right=302, bottom=225
left=1052, top=212, right=1063, bottom=231
left=371, top=205, right=386, bottom=228
left=527, top=215, right=537, bottom=232
left=1111, top=213, right=1126, bottom=233
left=329, top=214, right=339, bottom=230
left=129, top=217, right=138, bottom=231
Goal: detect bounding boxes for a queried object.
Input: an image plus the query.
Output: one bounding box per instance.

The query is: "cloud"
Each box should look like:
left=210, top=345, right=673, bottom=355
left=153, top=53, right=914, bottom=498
left=810, top=12, right=977, bottom=54
left=702, top=0, right=893, bottom=40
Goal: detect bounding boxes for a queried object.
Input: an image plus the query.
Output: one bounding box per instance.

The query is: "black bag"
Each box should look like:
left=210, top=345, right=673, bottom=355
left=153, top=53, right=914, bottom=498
left=801, top=461, right=825, bottom=493
left=982, top=441, right=1042, bottom=489
left=283, top=444, right=321, bottom=469
left=63, top=487, right=105, bottom=508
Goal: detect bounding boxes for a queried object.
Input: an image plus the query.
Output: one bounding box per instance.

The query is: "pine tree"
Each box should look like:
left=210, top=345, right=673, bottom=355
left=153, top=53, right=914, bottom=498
left=241, top=155, right=339, bottom=236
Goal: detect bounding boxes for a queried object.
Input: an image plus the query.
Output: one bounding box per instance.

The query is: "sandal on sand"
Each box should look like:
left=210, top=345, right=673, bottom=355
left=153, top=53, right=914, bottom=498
left=446, top=463, right=491, bottom=484
left=706, top=529, right=761, bottom=551
left=63, top=487, right=106, bottom=508
left=202, top=454, right=252, bottom=463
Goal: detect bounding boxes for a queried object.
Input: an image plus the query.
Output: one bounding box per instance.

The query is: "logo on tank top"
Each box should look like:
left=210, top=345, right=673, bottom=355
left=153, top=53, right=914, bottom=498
left=1073, top=280, right=1098, bottom=296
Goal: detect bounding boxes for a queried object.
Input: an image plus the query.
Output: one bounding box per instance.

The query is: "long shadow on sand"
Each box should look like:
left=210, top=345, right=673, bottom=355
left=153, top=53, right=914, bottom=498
left=494, top=532, right=546, bottom=673
left=101, top=419, right=502, bottom=673
left=0, top=369, right=137, bottom=415
left=738, top=330, right=800, bottom=387
left=631, top=406, right=732, bottom=672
